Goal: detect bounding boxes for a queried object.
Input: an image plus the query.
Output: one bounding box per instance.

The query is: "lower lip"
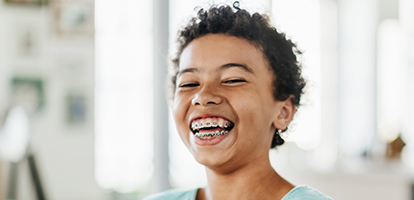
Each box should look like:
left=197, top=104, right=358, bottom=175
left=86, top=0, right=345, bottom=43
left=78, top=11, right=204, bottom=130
left=193, top=131, right=231, bottom=146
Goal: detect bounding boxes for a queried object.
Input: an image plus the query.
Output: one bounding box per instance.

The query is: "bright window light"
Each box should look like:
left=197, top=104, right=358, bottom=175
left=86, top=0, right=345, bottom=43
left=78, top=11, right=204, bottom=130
left=272, top=0, right=321, bottom=150
left=377, top=19, right=406, bottom=143
left=95, top=0, right=153, bottom=193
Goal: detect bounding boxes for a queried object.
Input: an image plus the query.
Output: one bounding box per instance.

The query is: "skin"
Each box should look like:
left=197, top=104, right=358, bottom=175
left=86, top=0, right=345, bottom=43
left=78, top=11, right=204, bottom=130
left=173, top=34, right=296, bottom=200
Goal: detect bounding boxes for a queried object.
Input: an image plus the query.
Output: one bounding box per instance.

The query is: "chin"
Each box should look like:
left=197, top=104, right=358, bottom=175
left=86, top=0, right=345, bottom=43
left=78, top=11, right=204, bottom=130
left=194, top=154, right=222, bottom=167
left=190, top=148, right=234, bottom=169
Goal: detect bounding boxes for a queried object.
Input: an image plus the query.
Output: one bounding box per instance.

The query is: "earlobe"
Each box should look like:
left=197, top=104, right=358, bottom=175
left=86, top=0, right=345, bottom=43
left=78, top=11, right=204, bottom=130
left=272, top=95, right=296, bottom=130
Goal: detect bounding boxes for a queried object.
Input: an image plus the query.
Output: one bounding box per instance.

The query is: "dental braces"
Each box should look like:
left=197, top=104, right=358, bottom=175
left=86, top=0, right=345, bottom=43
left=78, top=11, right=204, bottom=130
left=192, top=121, right=231, bottom=130
left=194, top=130, right=229, bottom=138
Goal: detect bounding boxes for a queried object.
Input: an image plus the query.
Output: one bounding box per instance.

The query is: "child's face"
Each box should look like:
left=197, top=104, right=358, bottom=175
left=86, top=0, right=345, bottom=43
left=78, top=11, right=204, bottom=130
left=173, top=34, right=291, bottom=169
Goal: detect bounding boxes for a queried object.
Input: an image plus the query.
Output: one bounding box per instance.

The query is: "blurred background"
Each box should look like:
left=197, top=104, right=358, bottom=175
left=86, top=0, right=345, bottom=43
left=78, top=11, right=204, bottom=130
left=0, top=0, right=413, bottom=199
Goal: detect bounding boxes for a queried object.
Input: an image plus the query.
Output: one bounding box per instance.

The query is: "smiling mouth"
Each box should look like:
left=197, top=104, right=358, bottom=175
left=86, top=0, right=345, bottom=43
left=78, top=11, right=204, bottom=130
left=190, top=117, right=234, bottom=138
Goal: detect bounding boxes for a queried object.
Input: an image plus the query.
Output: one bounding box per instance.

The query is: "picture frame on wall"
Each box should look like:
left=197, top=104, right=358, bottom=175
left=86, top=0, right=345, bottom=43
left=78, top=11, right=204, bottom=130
left=53, top=1, right=94, bottom=36
left=15, top=23, right=40, bottom=58
left=4, top=0, right=48, bottom=6
left=10, top=77, right=45, bottom=113
left=65, top=92, right=87, bottom=126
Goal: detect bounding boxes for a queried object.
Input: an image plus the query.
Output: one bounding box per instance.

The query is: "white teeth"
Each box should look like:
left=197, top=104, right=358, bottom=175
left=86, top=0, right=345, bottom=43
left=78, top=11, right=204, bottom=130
left=218, top=118, right=224, bottom=128
left=200, top=119, right=205, bottom=129
left=195, top=130, right=227, bottom=138
left=192, top=122, right=198, bottom=131
left=191, top=118, right=233, bottom=134
left=193, top=121, right=228, bottom=129
left=224, top=122, right=232, bottom=129
left=205, top=122, right=211, bottom=128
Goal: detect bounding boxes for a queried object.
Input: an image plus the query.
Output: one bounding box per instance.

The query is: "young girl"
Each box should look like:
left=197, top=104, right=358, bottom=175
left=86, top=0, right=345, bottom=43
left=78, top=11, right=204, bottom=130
left=146, top=3, right=332, bottom=200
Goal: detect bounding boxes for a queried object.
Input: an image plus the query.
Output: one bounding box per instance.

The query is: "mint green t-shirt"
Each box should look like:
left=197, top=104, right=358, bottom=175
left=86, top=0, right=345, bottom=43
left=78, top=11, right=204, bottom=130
left=144, top=185, right=333, bottom=200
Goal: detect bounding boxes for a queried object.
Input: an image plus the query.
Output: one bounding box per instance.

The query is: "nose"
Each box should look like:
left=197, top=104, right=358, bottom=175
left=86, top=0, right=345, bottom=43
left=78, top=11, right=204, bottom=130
left=191, top=86, right=223, bottom=106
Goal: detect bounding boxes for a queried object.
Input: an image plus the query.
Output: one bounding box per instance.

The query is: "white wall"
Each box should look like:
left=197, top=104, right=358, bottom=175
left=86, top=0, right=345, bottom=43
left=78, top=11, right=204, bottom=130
left=0, top=0, right=104, bottom=200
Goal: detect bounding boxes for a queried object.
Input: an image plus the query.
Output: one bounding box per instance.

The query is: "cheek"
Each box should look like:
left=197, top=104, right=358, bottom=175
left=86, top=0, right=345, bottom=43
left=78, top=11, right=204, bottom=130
left=172, top=95, right=190, bottom=133
left=173, top=93, right=185, bottom=117
left=232, top=92, right=274, bottom=130
left=233, top=96, right=264, bottom=124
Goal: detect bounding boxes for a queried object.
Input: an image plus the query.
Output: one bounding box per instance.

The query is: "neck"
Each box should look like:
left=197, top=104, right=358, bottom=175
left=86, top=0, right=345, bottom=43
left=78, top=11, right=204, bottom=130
left=198, top=154, right=294, bottom=200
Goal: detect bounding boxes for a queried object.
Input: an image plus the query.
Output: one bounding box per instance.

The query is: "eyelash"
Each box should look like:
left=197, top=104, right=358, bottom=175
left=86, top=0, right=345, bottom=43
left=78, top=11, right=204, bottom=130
left=178, top=79, right=246, bottom=88
left=223, top=79, right=246, bottom=84
left=179, top=83, right=200, bottom=88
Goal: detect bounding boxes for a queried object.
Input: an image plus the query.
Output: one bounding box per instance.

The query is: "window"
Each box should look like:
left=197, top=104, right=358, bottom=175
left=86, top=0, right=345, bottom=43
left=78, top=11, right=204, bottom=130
left=95, top=0, right=153, bottom=193
left=272, top=0, right=321, bottom=151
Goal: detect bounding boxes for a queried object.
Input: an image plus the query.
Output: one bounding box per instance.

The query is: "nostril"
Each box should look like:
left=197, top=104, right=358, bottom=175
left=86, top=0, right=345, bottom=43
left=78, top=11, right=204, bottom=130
left=192, top=98, right=200, bottom=105
left=192, top=91, right=223, bottom=106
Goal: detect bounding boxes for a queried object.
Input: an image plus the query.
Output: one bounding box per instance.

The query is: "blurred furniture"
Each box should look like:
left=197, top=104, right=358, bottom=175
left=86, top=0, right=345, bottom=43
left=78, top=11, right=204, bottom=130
left=281, top=164, right=413, bottom=200
left=5, top=151, right=47, bottom=200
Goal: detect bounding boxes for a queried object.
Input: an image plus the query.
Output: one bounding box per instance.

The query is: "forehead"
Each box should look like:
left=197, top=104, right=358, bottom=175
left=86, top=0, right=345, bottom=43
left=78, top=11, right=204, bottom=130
left=179, top=34, right=269, bottom=72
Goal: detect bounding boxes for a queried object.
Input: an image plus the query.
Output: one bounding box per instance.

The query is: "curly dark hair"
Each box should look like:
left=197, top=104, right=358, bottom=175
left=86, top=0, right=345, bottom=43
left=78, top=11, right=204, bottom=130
left=170, top=3, right=306, bottom=148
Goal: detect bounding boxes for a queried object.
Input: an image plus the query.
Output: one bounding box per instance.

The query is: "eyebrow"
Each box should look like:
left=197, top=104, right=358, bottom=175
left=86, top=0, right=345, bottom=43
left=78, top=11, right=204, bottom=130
left=176, top=63, right=254, bottom=77
left=176, top=68, right=199, bottom=77
left=220, top=63, right=254, bottom=74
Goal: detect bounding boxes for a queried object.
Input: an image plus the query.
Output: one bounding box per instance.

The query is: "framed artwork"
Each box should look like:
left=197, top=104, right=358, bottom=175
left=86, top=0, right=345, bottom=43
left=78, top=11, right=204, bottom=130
left=65, top=93, right=86, bottom=125
left=15, top=24, right=40, bottom=58
left=53, top=1, right=94, bottom=36
left=4, top=0, right=48, bottom=6
left=10, top=77, right=45, bottom=112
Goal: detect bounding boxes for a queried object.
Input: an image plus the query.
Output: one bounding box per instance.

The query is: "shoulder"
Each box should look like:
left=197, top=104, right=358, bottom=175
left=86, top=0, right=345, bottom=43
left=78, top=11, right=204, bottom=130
left=282, top=185, right=333, bottom=200
left=143, top=188, right=199, bottom=200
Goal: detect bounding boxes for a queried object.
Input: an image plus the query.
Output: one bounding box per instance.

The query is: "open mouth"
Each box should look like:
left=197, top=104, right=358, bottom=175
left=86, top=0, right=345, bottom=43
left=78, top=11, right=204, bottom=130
left=190, top=117, right=234, bottom=138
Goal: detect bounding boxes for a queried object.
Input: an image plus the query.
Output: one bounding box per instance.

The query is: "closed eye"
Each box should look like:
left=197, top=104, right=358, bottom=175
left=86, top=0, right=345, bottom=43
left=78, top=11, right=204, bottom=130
left=179, top=83, right=200, bottom=88
left=223, top=79, right=246, bottom=84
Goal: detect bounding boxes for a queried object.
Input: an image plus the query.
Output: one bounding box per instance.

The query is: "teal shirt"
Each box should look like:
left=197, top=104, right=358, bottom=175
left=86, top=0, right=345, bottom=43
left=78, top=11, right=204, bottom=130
left=144, top=185, right=333, bottom=200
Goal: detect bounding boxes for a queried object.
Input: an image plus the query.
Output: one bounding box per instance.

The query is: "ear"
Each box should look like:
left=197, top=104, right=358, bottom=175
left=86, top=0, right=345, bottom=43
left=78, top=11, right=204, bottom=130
left=272, top=95, right=296, bottom=130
